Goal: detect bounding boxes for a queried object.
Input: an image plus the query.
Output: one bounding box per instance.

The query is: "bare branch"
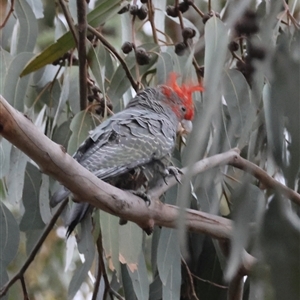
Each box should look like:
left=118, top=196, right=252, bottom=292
left=76, top=0, right=88, bottom=110
left=0, top=0, right=14, bottom=29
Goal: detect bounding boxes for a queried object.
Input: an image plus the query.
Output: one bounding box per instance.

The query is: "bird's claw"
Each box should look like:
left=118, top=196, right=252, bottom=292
left=165, top=166, right=183, bottom=184
left=130, top=190, right=151, bottom=206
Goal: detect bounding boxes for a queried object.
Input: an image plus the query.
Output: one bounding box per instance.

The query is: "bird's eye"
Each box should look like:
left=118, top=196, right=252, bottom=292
left=181, top=106, right=186, bottom=112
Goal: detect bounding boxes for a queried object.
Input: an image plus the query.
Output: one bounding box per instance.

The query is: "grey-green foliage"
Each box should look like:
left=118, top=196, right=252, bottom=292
left=0, top=0, right=299, bottom=299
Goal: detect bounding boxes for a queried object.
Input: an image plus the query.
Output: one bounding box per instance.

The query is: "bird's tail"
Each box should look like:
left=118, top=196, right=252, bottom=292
left=66, top=203, right=91, bottom=237
left=50, top=186, right=71, bottom=207
left=50, top=186, right=92, bottom=237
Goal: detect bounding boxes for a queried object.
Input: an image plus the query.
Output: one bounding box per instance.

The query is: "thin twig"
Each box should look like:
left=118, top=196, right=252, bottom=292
left=0, top=199, right=69, bottom=297
left=76, top=0, right=88, bottom=110
left=58, top=0, right=78, bottom=46
left=229, top=155, right=300, bottom=205
left=93, top=232, right=104, bottom=300
left=190, top=2, right=205, bottom=18
left=87, top=25, right=138, bottom=92
left=93, top=230, right=124, bottom=300
left=227, top=274, right=244, bottom=300
left=191, top=274, right=228, bottom=289
left=0, top=0, right=14, bottom=29
left=181, top=257, right=199, bottom=300
left=175, top=0, right=184, bottom=29
left=20, top=276, right=29, bottom=300
left=208, top=0, right=212, bottom=12
left=147, top=0, right=159, bottom=44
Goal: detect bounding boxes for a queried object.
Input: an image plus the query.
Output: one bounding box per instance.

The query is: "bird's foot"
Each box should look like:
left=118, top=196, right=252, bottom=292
left=130, top=190, right=151, bottom=206
left=163, top=166, right=183, bottom=184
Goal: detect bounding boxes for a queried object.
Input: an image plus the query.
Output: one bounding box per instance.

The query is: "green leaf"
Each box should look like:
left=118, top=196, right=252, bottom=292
left=19, top=163, right=45, bottom=231
left=25, top=0, right=44, bottom=19
left=149, top=275, right=163, bottom=300
left=6, top=147, right=28, bottom=205
left=222, top=69, right=254, bottom=148
left=87, top=44, right=106, bottom=96
left=157, top=228, right=180, bottom=285
left=25, top=229, right=43, bottom=254
left=127, top=252, right=149, bottom=300
left=161, top=245, right=181, bottom=300
left=100, top=210, right=120, bottom=278
left=67, top=111, right=96, bottom=155
left=3, top=52, right=34, bottom=111
left=68, top=67, right=80, bottom=114
left=20, top=0, right=126, bottom=76
left=39, top=174, right=52, bottom=224
left=225, top=183, right=265, bottom=281
left=51, top=66, right=71, bottom=133
left=0, top=203, right=20, bottom=267
left=0, top=139, right=12, bottom=178
left=68, top=217, right=95, bottom=299
left=0, top=268, right=9, bottom=300
left=0, top=49, right=13, bottom=94
left=204, top=16, right=229, bottom=98
left=52, top=119, right=72, bottom=150
left=121, top=263, right=137, bottom=300
left=119, top=222, right=143, bottom=273
left=260, top=194, right=300, bottom=300
left=156, top=52, right=174, bottom=85
left=14, top=0, right=38, bottom=54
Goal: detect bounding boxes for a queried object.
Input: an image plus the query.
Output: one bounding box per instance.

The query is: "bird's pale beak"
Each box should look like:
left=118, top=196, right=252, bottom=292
left=177, top=119, right=193, bottom=135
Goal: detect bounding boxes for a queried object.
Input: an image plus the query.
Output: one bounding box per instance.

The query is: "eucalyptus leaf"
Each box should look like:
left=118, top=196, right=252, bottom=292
left=157, top=227, right=180, bottom=285
left=87, top=44, right=106, bottom=96
left=14, top=0, right=38, bottom=54
left=127, top=252, right=149, bottom=300
left=162, top=250, right=181, bottom=300
left=0, top=203, right=20, bottom=267
left=260, top=195, right=300, bottom=300
left=222, top=69, right=254, bottom=148
left=52, top=119, right=72, bottom=150
left=0, top=139, right=12, bottom=179
left=68, top=217, right=95, bottom=299
left=100, top=210, right=120, bottom=277
left=6, top=147, right=28, bottom=205
left=225, top=183, right=265, bottom=281
left=0, top=49, right=13, bottom=94
left=3, top=53, right=34, bottom=111
left=25, top=229, right=43, bottom=255
left=121, top=263, right=137, bottom=300
left=39, top=174, right=52, bottom=224
left=20, top=0, right=127, bottom=76
left=67, top=111, right=96, bottom=155
left=149, top=275, right=163, bottom=300
left=25, top=0, right=44, bottom=19
left=19, top=163, right=45, bottom=231
left=156, top=52, right=174, bottom=85
left=0, top=269, right=9, bottom=300
left=119, top=222, right=143, bottom=273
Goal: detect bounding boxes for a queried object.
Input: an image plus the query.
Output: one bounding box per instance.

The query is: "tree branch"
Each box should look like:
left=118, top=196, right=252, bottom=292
left=76, top=0, right=88, bottom=110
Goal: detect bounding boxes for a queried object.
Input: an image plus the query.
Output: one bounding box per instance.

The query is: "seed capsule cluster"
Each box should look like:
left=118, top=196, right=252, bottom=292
left=229, top=9, right=266, bottom=85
